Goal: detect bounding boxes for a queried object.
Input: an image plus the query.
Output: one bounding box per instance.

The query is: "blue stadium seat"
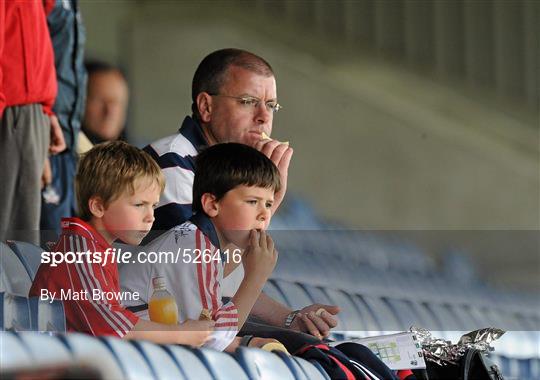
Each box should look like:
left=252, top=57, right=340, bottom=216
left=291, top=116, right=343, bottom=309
left=349, top=294, right=382, bottom=336
left=28, top=297, right=66, bottom=332
left=6, top=240, right=43, bottom=280
left=263, top=280, right=289, bottom=306
left=133, top=340, right=187, bottom=380
left=292, top=356, right=331, bottom=380
left=16, top=331, right=72, bottom=364
left=235, top=347, right=296, bottom=380
left=272, top=350, right=309, bottom=380
left=407, top=300, right=444, bottom=332
left=361, top=295, right=402, bottom=333
left=385, top=298, right=424, bottom=331
left=423, top=303, right=466, bottom=343
left=273, top=280, right=315, bottom=310
left=324, top=289, right=365, bottom=333
left=194, top=347, right=249, bottom=380
left=0, top=292, right=31, bottom=331
left=101, top=336, right=155, bottom=380
left=0, top=242, right=32, bottom=295
left=302, top=284, right=334, bottom=306
left=0, top=331, right=30, bottom=370
left=163, top=345, right=214, bottom=380
left=59, top=332, right=124, bottom=379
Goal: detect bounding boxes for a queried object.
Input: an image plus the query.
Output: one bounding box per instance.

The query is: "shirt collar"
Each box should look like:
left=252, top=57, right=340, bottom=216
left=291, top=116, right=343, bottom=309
left=60, top=217, right=110, bottom=249
left=189, top=212, right=220, bottom=250
left=179, top=116, right=208, bottom=153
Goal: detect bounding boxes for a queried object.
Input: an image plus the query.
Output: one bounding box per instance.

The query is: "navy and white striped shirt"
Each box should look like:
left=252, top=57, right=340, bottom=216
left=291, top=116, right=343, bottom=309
left=144, top=116, right=208, bottom=232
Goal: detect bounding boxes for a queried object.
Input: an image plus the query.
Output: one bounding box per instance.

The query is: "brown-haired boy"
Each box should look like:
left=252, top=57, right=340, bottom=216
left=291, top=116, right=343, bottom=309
left=29, top=141, right=214, bottom=345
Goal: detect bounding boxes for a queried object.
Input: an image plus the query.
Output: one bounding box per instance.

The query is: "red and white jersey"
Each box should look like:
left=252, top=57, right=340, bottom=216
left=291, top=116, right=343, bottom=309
left=29, top=217, right=139, bottom=337
left=120, top=215, right=239, bottom=351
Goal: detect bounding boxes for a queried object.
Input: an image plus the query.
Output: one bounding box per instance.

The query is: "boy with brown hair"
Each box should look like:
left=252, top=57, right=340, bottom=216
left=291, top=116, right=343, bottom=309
left=120, top=143, right=281, bottom=351
left=30, top=141, right=214, bottom=345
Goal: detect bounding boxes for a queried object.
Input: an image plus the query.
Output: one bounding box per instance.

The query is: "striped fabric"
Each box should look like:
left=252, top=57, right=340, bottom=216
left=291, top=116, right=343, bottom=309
left=143, top=116, right=208, bottom=232
left=29, top=218, right=139, bottom=337
left=119, top=214, right=239, bottom=351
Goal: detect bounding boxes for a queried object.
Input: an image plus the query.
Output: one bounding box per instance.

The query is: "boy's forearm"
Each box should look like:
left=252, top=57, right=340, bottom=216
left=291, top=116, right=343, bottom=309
left=124, top=319, right=191, bottom=345
left=250, top=292, right=292, bottom=327
left=231, top=275, right=266, bottom=329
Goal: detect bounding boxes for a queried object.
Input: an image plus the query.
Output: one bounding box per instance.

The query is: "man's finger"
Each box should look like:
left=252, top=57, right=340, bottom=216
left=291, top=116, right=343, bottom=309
left=277, top=146, right=293, bottom=173
left=307, top=312, right=331, bottom=338
left=260, top=139, right=281, bottom=158
left=269, top=143, right=289, bottom=165
left=300, top=313, right=322, bottom=340
left=318, top=310, right=339, bottom=329
left=319, top=305, right=341, bottom=315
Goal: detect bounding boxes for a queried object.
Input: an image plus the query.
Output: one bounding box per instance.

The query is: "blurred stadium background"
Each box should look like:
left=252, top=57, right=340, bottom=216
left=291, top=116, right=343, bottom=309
left=1, top=1, right=539, bottom=379
left=80, top=0, right=539, bottom=290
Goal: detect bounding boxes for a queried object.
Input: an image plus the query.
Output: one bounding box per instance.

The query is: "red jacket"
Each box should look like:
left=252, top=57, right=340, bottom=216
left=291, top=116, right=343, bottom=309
left=0, top=0, right=57, bottom=118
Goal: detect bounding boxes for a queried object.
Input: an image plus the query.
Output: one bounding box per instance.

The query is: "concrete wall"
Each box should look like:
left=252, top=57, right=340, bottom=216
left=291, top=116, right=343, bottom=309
left=79, top=1, right=539, bottom=287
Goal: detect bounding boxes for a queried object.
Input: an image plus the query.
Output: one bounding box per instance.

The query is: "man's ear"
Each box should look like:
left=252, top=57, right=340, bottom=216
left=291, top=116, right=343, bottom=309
left=196, top=92, right=213, bottom=124
left=201, top=193, right=219, bottom=217
left=88, top=196, right=106, bottom=218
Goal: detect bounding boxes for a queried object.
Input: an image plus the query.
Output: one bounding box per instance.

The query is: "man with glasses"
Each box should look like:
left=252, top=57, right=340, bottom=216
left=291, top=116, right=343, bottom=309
left=143, top=48, right=339, bottom=344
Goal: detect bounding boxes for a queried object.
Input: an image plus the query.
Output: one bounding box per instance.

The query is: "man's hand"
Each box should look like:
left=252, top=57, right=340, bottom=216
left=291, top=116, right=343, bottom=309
left=49, top=115, right=66, bottom=154
left=290, top=304, right=340, bottom=339
left=255, top=139, right=293, bottom=212
left=41, top=157, right=52, bottom=190
left=242, top=230, right=278, bottom=280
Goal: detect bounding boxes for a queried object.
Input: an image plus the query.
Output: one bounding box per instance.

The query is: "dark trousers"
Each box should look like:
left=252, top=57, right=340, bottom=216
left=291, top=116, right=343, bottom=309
left=0, top=104, right=50, bottom=243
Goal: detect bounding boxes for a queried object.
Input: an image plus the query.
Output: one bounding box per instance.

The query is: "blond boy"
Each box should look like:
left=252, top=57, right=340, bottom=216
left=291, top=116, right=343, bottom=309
left=30, top=141, right=213, bottom=345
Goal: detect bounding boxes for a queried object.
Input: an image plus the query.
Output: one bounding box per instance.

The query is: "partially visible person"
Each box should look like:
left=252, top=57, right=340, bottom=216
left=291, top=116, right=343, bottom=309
left=30, top=141, right=214, bottom=345
left=0, top=0, right=65, bottom=242
left=121, top=143, right=280, bottom=351
left=144, top=48, right=338, bottom=340
left=82, top=60, right=129, bottom=144
left=40, top=0, right=87, bottom=236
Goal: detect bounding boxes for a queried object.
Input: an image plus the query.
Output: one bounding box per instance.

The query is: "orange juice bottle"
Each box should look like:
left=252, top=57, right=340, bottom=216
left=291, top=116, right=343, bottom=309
left=148, top=276, right=178, bottom=325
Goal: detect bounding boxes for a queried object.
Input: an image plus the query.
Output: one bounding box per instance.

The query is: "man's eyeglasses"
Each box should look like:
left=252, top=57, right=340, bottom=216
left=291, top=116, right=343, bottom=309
left=209, top=94, right=282, bottom=113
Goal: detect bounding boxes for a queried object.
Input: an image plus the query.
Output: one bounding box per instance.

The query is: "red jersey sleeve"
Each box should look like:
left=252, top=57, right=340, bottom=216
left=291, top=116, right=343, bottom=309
left=64, top=259, right=139, bottom=338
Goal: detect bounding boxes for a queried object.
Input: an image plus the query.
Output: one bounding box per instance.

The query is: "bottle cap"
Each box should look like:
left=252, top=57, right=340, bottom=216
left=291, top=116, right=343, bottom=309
left=152, top=276, right=166, bottom=289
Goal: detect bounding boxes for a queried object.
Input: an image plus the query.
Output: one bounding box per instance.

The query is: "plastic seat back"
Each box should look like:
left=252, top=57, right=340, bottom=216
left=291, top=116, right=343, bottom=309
left=0, top=331, right=30, bottom=371
left=7, top=240, right=43, bottom=280
left=195, top=347, right=249, bottom=380
left=0, top=242, right=32, bottom=295
left=0, top=292, right=31, bottom=331
left=324, top=289, right=365, bottom=333
left=263, top=280, right=289, bottom=306
left=59, top=332, right=124, bottom=379
left=133, top=340, right=186, bottom=380
left=293, top=356, right=331, bottom=380
left=16, top=331, right=71, bottom=365
left=28, top=297, right=66, bottom=332
left=101, top=336, right=155, bottom=380
left=274, top=280, right=314, bottom=310
left=164, top=345, right=213, bottom=380
left=361, top=295, right=402, bottom=333
left=235, top=347, right=296, bottom=380
left=273, top=350, right=309, bottom=380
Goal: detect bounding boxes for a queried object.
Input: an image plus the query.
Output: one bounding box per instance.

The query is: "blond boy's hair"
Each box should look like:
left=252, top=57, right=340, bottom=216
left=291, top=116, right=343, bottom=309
left=76, top=141, right=165, bottom=221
